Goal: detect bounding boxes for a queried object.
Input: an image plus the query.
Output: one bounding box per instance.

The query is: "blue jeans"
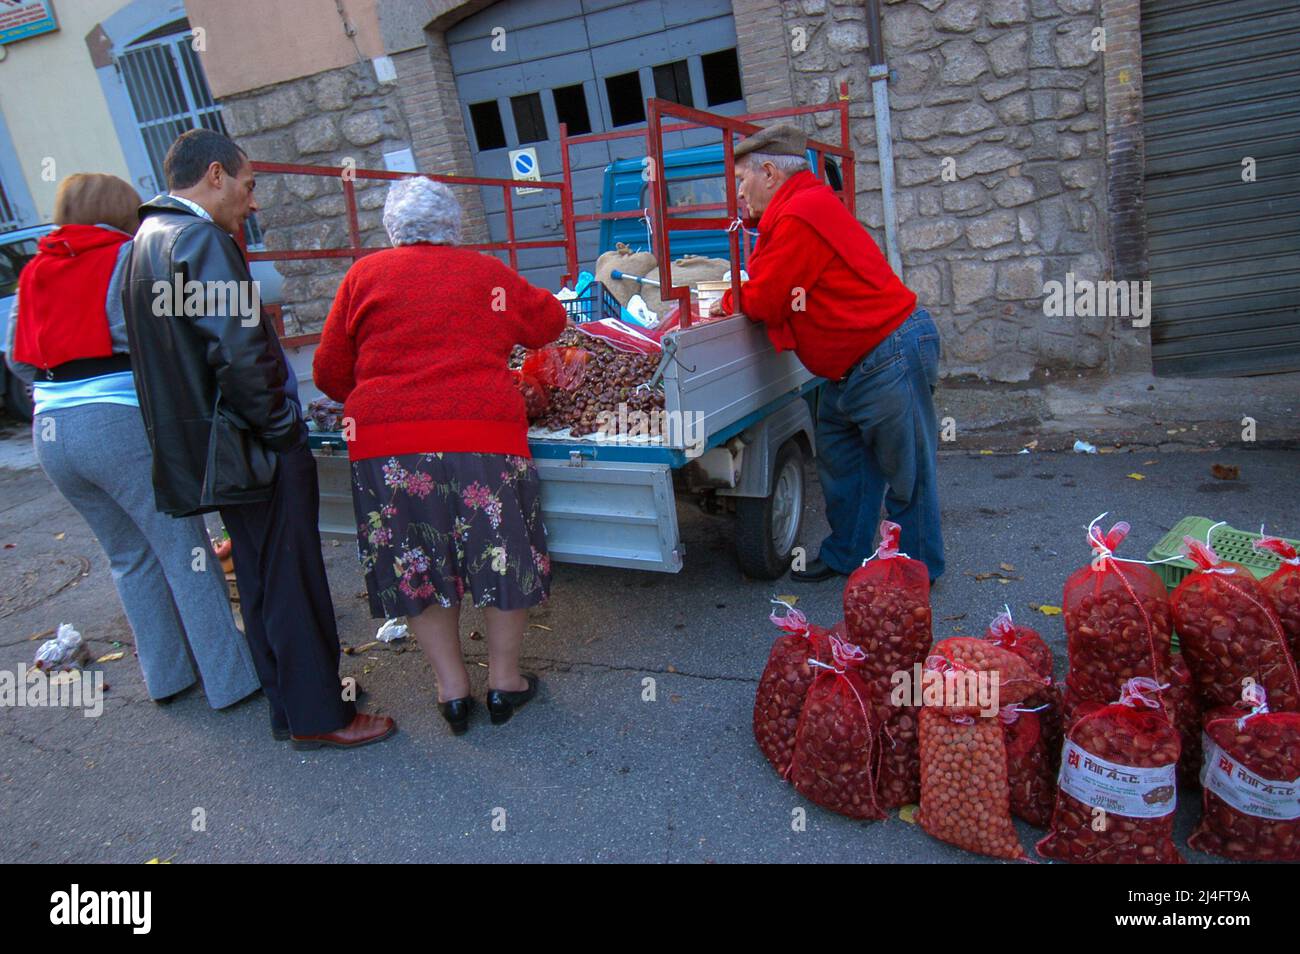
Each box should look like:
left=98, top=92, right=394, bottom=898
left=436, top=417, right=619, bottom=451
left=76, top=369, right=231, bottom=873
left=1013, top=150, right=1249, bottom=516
left=815, top=308, right=944, bottom=580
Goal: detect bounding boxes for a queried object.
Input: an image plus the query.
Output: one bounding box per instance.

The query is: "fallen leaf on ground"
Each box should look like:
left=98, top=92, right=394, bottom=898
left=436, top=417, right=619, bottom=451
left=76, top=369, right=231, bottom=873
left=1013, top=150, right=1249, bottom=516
left=1211, top=463, right=1239, bottom=481
left=775, top=594, right=799, bottom=606
left=96, top=652, right=125, bottom=663
left=1031, top=603, right=1063, bottom=616
left=54, top=532, right=65, bottom=541
left=999, top=562, right=1016, bottom=573
left=898, top=804, right=919, bottom=824
left=667, top=664, right=677, bottom=673
left=979, top=449, right=994, bottom=455
left=1127, top=473, right=1145, bottom=480
left=529, top=623, right=553, bottom=631
left=352, top=641, right=379, bottom=653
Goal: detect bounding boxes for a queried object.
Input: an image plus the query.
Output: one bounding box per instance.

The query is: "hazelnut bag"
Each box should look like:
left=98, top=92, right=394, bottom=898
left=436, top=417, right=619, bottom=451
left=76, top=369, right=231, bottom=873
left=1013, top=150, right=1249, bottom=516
left=1063, top=519, right=1174, bottom=706
left=1188, top=685, right=1300, bottom=861
left=753, top=602, right=833, bottom=778
left=1037, top=677, right=1184, bottom=864
left=1170, top=537, right=1300, bottom=712
left=918, top=709, right=1027, bottom=860
left=843, top=520, right=933, bottom=697
left=1255, top=535, right=1300, bottom=662
left=788, top=636, right=885, bottom=820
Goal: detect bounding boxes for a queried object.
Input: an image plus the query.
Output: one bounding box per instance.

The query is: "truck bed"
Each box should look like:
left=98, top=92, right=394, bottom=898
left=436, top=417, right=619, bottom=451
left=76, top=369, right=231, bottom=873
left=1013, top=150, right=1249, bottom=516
left=312, top=313, right=817, bottom=572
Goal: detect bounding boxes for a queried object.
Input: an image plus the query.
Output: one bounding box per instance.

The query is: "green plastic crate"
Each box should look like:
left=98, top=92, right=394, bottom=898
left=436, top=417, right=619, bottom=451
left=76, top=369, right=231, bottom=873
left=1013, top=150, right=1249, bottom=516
left=1146, top=516, right=1297, bottom=591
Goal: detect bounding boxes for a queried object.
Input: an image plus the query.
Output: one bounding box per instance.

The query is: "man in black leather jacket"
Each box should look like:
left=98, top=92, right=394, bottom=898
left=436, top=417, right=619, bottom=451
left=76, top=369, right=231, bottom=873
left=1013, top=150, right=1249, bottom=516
left=123, top=128, right=395, bottom=749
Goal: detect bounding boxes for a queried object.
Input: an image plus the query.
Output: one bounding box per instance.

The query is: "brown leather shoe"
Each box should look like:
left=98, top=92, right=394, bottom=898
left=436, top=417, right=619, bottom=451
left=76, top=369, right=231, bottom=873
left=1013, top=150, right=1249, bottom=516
left=291, top=713, right=396, bottom=751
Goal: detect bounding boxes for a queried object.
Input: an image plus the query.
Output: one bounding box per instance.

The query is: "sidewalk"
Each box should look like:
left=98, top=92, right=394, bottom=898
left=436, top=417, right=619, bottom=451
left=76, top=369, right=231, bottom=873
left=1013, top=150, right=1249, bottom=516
left=936, top=370, right=1300, bottom=454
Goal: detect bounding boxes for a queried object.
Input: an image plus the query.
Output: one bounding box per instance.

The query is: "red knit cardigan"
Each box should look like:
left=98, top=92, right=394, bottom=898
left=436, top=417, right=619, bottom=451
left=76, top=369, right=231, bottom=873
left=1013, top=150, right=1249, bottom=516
left=313, top=244, right=567, bottom=460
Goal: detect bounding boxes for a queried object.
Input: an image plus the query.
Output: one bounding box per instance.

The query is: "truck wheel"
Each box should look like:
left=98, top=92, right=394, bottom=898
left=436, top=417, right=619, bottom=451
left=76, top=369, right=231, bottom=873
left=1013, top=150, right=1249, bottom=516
left=4, top=373, right=32, bottom=422
left=735, top=439, right=804, bottom=580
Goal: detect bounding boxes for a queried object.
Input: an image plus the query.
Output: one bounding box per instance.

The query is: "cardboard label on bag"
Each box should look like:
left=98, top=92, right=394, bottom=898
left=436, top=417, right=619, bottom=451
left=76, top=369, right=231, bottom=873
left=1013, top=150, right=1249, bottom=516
left=1201, top=734, right=1300, bottom=821
left=1059, top=739, right=1177, bottom=818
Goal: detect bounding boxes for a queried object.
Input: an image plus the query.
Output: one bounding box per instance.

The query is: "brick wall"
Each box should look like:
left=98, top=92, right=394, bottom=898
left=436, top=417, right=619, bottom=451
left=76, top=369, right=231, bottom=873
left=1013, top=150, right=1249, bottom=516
left=774, top=0, right=1141, bottom=381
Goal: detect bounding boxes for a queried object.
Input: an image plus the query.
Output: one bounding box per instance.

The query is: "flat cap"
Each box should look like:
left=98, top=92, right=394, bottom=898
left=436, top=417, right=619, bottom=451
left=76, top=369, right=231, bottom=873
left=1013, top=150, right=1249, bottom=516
left=734, top=122, right=807, bottom=159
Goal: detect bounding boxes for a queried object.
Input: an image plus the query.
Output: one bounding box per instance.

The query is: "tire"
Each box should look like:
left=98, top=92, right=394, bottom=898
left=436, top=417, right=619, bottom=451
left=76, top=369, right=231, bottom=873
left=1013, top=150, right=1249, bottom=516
left=735, top=438, right=805, bottom=580
left=4, top=370, right=32, bottom=422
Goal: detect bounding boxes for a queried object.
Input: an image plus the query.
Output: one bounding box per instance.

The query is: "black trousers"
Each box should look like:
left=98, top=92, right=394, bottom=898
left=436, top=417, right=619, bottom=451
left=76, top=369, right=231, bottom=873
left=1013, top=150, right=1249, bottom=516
left=221, top=443, right=355, bottom=735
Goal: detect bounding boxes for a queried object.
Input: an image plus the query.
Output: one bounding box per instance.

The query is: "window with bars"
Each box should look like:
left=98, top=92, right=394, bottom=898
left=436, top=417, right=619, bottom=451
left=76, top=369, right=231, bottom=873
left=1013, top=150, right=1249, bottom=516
left=116, top=24, right=263, bottom=245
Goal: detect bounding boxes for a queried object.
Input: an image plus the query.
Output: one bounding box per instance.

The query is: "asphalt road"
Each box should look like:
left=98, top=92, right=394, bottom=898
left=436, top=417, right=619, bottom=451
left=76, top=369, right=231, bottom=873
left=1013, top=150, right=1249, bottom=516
left=2, top=436, right=1295, bottom=863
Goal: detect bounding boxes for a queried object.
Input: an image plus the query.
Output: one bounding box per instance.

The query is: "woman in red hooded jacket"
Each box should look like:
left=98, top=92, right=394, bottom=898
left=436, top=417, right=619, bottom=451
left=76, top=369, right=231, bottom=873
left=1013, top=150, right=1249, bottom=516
left=5, top=174, right=260, bottom=708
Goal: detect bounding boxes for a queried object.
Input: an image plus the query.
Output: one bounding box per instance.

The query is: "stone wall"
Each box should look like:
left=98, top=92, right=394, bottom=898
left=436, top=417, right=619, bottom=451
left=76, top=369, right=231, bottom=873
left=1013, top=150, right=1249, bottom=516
left=778, top=0, right=1123, bottom=381
left=220, top=62, right=414, bottom=336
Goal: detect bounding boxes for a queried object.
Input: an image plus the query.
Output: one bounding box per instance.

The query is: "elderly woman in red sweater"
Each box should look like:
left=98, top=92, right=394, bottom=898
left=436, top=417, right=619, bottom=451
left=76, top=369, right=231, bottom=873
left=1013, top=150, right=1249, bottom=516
left=314, top=176, right=566, bottom=735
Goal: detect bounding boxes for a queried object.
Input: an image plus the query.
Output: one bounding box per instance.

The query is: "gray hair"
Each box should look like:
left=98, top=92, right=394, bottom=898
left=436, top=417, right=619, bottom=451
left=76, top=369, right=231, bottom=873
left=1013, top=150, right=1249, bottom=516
left=738, top=152, right=810, bottom=174
left=382, top=176, right=461, bottom=246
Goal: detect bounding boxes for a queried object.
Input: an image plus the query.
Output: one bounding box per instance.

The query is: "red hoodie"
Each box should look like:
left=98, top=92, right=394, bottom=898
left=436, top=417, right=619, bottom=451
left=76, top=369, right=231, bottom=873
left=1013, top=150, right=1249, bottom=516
left=722, top=170, right=916, bottom=380
left=14, top=225, right=129, bottom=369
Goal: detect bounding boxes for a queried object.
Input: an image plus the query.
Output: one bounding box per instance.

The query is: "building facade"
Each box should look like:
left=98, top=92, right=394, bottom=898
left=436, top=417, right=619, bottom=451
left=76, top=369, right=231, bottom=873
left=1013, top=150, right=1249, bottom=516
left=2, top=0, right=1296, bottom=380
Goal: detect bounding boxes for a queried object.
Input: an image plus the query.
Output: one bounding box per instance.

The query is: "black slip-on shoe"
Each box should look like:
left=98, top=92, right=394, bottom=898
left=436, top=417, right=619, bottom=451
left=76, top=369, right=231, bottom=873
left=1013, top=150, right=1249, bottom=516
left=486, top=674, right=539, bottom=726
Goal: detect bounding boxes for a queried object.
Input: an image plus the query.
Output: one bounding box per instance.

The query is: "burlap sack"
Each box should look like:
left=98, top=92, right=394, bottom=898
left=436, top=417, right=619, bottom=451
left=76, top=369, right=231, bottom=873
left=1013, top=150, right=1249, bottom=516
left=594, top=242, right=657, bottom=307
left=639, top=256, right=732, bottom=313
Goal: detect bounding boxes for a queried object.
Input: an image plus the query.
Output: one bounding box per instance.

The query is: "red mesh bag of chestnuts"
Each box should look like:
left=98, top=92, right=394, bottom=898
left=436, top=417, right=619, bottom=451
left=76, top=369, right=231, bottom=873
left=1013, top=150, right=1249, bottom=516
left=1188, top=684, right=1300, bottom=861
left=1167, top=652, right=1203, bottom=788
left=843, top=520, right=932, bottom=695
left=788, top=635, right=885, bottom=820
left=874, top=704, right=922, bottom=809
left=1170, top=537, right=1300, bottom=712
left=985, top=606, right=1053, bottom=679
left=918, top=709, right=1027, bottom=860
left=512, top=370, right=550, bottom=421
left=1003, top=687, right=1065, bottom=828
left=1037, top=677, right=1184, bottom=864
left=521, top=346, right=591, bottom=392
left=1063, top=518, right=1174, bottom=707
left=1255, top=535, right=1300, bottom=663
left=753, top=601, right=834, bottom=777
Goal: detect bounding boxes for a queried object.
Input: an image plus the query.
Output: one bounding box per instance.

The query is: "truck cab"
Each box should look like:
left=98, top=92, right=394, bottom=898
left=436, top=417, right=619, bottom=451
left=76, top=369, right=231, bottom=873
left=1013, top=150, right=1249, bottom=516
left=598, top=145, right=841, bottom=261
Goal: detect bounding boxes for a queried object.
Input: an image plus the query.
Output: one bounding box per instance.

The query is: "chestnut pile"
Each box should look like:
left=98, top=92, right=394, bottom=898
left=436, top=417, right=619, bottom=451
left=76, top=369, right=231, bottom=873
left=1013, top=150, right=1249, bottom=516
left=511, top=328, right=665, bottom=436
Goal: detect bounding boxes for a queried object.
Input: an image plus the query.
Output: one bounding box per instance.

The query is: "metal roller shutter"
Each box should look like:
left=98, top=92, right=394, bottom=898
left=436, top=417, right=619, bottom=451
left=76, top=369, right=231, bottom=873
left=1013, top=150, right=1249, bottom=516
left=1142, top=0, right=1300, bottom=376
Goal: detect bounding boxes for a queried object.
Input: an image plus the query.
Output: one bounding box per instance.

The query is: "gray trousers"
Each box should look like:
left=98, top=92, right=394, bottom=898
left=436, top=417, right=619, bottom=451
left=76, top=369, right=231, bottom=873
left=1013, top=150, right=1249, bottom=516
left=33, top=402, right=260, bottom=707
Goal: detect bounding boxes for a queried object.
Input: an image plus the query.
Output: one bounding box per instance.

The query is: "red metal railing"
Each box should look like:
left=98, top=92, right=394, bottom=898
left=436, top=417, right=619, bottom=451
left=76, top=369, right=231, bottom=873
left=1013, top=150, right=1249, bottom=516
left=559, top=81, right=855, bottom=328
left=243, top=161, right=571, bottom=347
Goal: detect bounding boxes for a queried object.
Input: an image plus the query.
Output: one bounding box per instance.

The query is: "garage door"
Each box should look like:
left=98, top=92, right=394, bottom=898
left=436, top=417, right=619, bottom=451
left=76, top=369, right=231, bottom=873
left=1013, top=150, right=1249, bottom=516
left=446, top=0, right=746, bottom=290
left=1142, top=0, right=1300, bottom=376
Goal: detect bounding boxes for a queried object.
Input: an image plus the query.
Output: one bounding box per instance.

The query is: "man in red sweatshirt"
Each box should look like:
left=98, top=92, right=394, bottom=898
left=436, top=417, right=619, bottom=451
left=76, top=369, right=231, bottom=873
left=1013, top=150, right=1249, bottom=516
left=712, top=123, right=944, bottom=582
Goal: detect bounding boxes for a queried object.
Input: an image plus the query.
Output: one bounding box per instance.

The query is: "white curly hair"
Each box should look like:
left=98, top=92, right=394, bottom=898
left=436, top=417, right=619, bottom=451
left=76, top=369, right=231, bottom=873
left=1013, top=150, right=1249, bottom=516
left=382, top=175, right=462, bottom=246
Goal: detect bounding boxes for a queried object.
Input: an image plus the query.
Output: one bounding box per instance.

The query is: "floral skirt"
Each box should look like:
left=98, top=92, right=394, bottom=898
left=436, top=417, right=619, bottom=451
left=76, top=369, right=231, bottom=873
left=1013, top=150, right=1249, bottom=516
left=351, top=452, right=551, bottom=618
